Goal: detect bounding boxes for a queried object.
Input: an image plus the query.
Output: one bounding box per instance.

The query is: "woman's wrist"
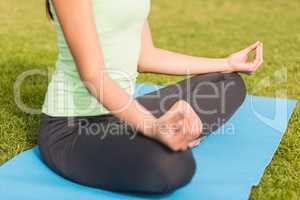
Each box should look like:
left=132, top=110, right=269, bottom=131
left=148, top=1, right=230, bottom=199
left=135, top=113, right=159, bottom=139
left=220, top=58, right=234, bottom=73
left=194, top=57, right=234, bottom=73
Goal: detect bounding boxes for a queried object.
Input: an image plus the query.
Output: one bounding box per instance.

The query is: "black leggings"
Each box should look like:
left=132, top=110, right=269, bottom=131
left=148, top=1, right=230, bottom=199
left=38, top=72, right=246, bottom=194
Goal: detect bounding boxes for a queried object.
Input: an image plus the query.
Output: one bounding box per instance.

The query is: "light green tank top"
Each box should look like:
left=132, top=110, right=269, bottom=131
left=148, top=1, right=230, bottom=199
left=42, top=0, right=151, bottom=116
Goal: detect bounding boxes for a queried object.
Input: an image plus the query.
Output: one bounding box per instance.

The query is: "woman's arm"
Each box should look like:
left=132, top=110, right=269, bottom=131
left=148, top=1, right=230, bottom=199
left=51, top=0, right=202, bottom=151
left=138, top=21, right=263, bottom=75
left=52, top=0, right=157, bottom=136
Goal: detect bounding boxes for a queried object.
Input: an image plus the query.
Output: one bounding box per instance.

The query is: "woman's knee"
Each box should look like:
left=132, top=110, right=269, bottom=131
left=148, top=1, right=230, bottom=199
left=223, top=72, right=246, bottom=107
left=189, top=72, right=246, bottom=110
left=149, top=150, right=196, bottom=194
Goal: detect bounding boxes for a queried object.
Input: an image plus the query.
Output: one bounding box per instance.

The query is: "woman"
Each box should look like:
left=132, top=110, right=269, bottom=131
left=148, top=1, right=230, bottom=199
left=38, top=0, right=263, bottom=194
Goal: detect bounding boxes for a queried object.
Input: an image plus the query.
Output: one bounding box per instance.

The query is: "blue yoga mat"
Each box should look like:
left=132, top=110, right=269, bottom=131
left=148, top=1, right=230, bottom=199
left=0, top=83, right=297, bottom=200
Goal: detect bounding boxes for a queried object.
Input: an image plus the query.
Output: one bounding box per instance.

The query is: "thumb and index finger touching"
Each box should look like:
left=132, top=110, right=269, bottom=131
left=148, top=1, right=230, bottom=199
left=241, top=41, right=264, bottom=70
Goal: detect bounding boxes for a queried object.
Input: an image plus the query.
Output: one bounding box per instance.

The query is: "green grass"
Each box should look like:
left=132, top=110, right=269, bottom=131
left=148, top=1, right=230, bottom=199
left=0, top=0, right=299, bottom=199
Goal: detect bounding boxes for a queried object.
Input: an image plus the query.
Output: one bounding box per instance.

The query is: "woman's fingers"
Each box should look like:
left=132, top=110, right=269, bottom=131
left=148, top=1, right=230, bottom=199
left=188, top=138, right=201, bottom=148
left=252, top=43, right=263, bottom=71
left=243, top=41, right=260, bottom=54
left=248, top=43, right=263, bottom=71
left=160, top=100, right=204, bottom=151
left=250, top=45, right=260, bottom=69
left=228, top=41, right=263, bottom=74
left=163, top=103, right=184, bottom=122
left=246, top=42, right=263, bottom=72
left=182, top=104, right=203, bottom=142
left=191, top=115, right=203, bottom=139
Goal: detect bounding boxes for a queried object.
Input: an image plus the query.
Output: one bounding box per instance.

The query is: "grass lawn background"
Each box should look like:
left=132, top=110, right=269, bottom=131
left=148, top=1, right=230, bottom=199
left=0, top=0, right=299, bottom=199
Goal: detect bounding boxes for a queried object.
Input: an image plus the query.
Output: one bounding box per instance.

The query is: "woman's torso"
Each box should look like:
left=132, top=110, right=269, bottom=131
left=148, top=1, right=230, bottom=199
left=42, top=0, right=151, bottom=116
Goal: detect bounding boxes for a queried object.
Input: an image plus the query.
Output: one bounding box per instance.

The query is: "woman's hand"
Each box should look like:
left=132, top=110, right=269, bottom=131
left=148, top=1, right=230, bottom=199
left=226, top=41, right=263, bottom=73
left=152, top=100, right=203, bottom=151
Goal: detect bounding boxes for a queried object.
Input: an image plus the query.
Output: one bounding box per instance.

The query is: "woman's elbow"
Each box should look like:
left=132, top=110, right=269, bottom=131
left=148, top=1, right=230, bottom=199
left=137, top=64, right=148, bottom=73
left=138, top=50, right=156, bottom=73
